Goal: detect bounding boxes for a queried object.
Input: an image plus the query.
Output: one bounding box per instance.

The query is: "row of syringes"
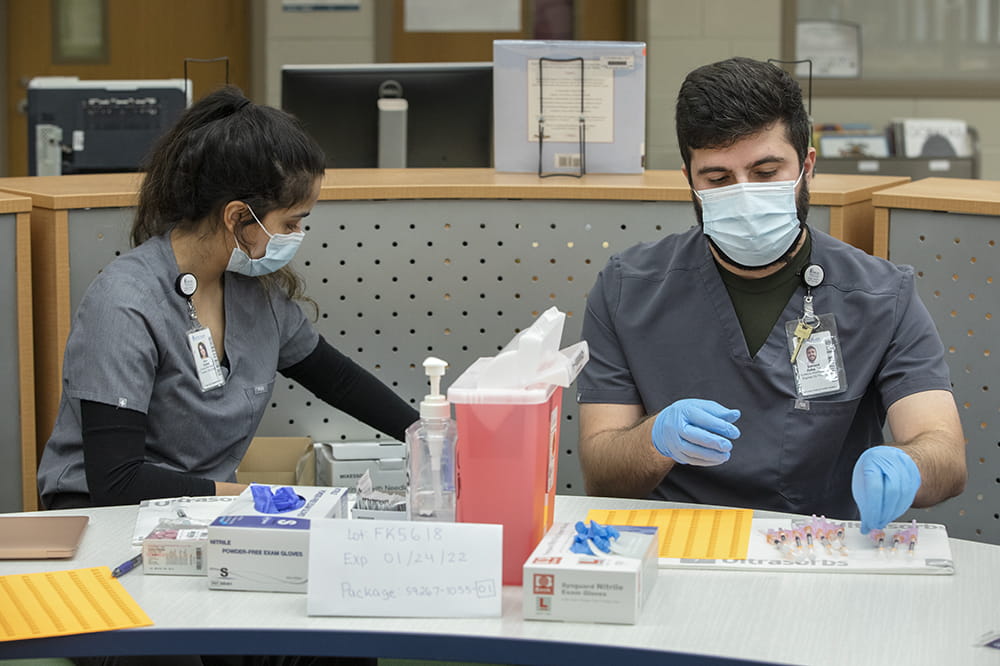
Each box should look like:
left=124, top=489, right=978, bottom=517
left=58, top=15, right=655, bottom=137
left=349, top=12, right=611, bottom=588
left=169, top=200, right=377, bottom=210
left=868, top=519, right=919, bottom=557
left=763, top=516, right=849, bottom=562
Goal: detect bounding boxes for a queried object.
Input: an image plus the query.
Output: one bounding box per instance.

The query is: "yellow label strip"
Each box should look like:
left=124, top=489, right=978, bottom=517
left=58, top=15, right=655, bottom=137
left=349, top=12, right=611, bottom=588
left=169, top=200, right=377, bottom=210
left=586, top=508, right=753, bottom=560
left=0, top=566, right=153, bottom=642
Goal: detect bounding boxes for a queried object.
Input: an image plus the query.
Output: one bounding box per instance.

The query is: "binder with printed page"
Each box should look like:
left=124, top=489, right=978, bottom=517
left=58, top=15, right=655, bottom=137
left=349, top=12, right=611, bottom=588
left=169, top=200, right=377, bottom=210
left=493, top=40, right=646, bottom=175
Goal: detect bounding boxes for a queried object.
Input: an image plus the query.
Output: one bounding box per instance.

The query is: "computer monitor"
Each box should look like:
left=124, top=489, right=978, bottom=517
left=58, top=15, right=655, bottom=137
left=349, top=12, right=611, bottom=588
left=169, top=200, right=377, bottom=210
left=281, top=63, right=493, bottom=168
left=26, top=77, right=190, bottom=176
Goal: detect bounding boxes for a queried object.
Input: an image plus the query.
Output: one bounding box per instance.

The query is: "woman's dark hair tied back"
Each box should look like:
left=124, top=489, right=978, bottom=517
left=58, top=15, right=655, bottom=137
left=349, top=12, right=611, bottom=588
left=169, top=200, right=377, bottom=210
left=132, top=84, right=325, bottom=248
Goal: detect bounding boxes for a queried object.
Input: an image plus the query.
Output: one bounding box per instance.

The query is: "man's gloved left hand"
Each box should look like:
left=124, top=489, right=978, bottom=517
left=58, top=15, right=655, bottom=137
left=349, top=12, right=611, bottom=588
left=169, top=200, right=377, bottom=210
left=851, top=446, right=921, bottom=534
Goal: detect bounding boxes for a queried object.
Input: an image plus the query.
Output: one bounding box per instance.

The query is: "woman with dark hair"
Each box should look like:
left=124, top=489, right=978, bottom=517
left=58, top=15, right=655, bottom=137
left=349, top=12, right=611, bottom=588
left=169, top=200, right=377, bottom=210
left=38, top=86, right=417, bottom=510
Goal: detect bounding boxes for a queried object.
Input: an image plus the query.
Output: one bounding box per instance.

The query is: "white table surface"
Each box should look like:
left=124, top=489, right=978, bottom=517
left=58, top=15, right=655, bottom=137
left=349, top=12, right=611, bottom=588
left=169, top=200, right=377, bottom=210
left=1, top=496, right=999, bottom=665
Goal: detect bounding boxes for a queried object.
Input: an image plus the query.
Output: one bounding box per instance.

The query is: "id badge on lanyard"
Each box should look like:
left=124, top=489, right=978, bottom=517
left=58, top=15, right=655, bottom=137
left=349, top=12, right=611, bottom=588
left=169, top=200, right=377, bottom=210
left=176, top=273, right=225, bottom=392
left=784, top=264, right=847, bottom=400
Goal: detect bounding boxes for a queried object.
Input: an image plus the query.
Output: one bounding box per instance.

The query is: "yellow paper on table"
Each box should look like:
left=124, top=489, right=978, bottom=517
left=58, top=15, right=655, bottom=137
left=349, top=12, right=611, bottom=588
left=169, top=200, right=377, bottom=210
left=0, top=566, right=153, bottom=642
left=586, top=508, right=752, bottom=560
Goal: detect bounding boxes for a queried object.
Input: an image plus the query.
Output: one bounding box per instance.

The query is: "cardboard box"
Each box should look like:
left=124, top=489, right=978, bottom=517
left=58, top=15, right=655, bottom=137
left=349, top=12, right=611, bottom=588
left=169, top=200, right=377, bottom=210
left=523, top=522, right=658, bottom=624
left=314, top=441, right=406, bottom=493
left=236, top=437, right=315, bottom=485
left=207, top=484, right=349, bottom=593
left=142, top=523, right=209, bottom=576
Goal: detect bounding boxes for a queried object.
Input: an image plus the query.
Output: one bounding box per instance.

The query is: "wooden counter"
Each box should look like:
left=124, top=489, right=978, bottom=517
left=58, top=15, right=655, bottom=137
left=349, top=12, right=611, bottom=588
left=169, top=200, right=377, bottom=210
left=318, top=170, right=905, bottom=255
left=0, top=169, right=910, bottom=501
left=871, top=176, right=1000, bottom=541
left=873, top=177, right=1000, bottom=258
left=0, top=168, right=906, bottom=204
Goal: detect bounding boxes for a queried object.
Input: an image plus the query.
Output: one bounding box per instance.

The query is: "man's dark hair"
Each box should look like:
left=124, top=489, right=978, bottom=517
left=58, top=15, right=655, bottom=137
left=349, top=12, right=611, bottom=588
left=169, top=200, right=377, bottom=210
left=675, top=57, right=811, bottom=174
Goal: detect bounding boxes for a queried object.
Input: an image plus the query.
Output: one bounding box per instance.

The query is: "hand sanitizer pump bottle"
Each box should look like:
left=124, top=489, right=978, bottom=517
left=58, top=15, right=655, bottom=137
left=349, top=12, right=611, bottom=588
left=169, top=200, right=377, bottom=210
left=407, top=357, right=457, bottom=521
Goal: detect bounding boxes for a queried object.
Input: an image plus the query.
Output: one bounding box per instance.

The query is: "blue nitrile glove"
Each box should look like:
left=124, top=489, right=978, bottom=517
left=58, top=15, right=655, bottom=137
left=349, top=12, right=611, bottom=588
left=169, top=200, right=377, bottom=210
left=572, top=521, right=621, bottom=555
left=651, top=399, right=741, bottom=466
left=574, top=521, right=620, bottom=553
left=851, top=446, right=921, bottom=534
left=570, top=538, right=595, bottom=556
left=250, top=485, right=306, bottom=513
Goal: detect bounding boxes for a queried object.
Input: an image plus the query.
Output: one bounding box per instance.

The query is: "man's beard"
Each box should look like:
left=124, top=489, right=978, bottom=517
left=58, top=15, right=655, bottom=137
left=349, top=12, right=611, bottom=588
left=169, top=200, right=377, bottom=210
left=694, top=179, right=811, bottom=271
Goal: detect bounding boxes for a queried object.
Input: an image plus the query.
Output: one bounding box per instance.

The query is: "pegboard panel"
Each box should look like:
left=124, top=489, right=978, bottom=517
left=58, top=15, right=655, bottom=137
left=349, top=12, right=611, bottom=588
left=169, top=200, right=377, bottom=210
left=0, top=213, right=22, bottom=512
left=889, top=208, right=999, bottom=545
left=68, top=207, right=136, bottom=311
left=258, top=198, right=692, bottom=497
left=58, top=196, right=844, bottom=503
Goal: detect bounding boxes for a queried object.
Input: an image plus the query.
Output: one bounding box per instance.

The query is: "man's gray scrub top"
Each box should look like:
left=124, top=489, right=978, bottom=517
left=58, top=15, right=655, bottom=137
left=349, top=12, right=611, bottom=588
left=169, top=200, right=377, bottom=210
left=577, top=227, right=952, bottom=518
left=37, top=233, right=319, bottom=504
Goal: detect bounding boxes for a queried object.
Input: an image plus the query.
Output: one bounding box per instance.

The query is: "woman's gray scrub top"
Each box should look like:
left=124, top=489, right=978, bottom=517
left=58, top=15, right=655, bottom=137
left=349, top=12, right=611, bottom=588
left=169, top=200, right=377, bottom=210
left=37, top=233, right=318, bottom=505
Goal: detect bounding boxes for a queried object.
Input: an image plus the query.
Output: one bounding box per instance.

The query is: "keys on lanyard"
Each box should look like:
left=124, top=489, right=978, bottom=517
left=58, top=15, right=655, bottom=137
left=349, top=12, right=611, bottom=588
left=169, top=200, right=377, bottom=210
left=789, top=320, right=814, bottom=363
left=790, top=264, right=824, bottom=364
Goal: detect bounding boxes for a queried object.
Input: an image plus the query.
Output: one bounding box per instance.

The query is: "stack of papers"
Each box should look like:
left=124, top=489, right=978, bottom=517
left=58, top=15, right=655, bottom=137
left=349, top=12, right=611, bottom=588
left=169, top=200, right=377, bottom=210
left=890, top=118, right=971, bottom=158
left=131, top=495, right=236, bottom=545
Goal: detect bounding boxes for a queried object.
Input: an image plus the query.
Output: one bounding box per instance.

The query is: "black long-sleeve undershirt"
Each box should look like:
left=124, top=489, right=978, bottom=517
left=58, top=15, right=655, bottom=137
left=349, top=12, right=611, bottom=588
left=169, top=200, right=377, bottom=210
left=78, top=336, right=418, bottom=507
left=279, top=336, right=418, bottom=442
left=81, top=404, right=214, bottom=506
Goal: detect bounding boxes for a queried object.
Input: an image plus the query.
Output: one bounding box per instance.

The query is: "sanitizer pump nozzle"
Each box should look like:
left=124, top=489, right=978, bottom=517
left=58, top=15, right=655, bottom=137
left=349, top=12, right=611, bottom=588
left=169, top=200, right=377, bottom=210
left=420, top=358, right=449, bottom=493
left=407, top=357, right=457, bottom=521
left=420, top=357, right=450, bottom=421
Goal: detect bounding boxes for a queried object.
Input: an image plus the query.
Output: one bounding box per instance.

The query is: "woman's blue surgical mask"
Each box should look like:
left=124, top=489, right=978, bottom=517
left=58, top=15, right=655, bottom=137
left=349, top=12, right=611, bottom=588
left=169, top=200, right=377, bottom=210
left=226, top=204, right=304, bottom=276
left=695, top=170, right=804, bottom=268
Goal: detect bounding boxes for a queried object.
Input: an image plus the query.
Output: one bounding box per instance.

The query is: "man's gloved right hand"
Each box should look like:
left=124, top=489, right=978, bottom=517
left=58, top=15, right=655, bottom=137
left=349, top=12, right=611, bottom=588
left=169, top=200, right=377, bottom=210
left=851, top=446, right=921, bottom=535
left=651, top=398, right=741, bottom=466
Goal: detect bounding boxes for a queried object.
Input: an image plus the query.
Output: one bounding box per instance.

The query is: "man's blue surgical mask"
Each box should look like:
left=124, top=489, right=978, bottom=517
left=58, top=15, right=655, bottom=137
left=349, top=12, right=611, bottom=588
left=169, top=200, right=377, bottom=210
left=695, top=170, right=804, bottom=268
left=226, top=204, right=304, bottom=277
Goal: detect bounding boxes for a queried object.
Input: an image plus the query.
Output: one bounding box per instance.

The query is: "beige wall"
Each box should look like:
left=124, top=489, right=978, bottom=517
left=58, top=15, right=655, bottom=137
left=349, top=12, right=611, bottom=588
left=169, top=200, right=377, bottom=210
left=2, top=0, right=997, bottom=179
left=637, top=0, right=784, bottom=172
left=634, top=0, right=999, bottom=180
left=250, top=0, right=376, bottom=108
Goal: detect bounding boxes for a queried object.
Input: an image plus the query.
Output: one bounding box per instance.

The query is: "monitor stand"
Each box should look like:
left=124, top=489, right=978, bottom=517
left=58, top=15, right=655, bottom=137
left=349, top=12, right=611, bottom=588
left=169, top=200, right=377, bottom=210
left=377, top=97, right=408, bottom=168
left=35, top=124, right=63, bottom=176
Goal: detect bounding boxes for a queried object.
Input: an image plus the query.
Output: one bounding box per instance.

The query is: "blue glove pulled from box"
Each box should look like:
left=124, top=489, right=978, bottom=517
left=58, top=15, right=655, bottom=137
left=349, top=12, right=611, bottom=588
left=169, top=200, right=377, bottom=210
left=571, top=520, right=621, bottom=556
left=851, top=446, right=921, bottom=534
left=250, top=484, right=305, bottom=514
left=651, top=398, right=741, bottom=466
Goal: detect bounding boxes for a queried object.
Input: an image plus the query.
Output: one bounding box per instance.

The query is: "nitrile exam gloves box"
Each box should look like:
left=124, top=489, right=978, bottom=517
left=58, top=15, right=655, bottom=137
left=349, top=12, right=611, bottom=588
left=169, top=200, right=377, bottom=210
left=207, top=485, right=348, bottom=593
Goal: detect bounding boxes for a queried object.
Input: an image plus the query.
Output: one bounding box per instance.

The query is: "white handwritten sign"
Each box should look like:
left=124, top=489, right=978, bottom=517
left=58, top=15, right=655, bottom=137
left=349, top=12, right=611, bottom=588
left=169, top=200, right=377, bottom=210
left=307, top=519, right=503, bottom=617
